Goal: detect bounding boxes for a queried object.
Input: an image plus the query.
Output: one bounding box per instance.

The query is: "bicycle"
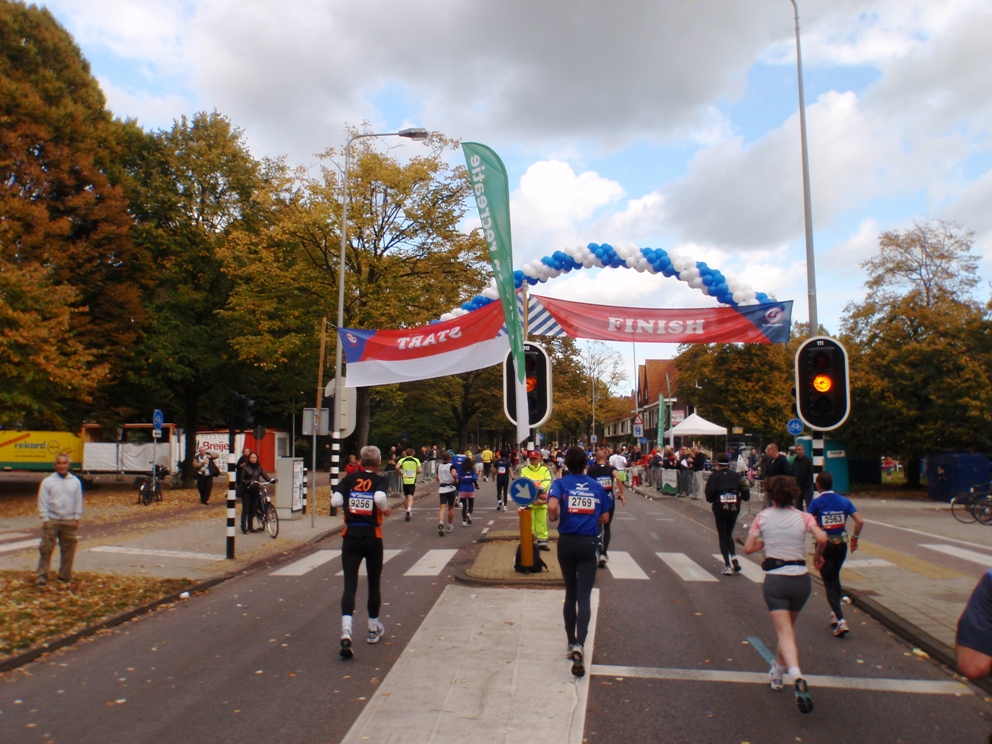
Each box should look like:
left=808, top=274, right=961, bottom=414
left=169, top=461, right=184, bottom=490
left=137, top=464, right=167, bottom=506
left=250, top=479, right=279, bottom=538
left=950, top=486, right=992, bottom=524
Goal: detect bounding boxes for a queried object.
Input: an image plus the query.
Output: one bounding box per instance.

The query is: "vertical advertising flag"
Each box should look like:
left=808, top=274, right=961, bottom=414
left=462, top=142, right=529, bottom=444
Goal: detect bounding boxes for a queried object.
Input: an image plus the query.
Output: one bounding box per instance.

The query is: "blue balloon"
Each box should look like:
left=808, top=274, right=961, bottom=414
left=553, top=260, right=563, bottom=270
left=702, top=275, right=714, bottom=286
left=662, top=266, right=677, bottom=278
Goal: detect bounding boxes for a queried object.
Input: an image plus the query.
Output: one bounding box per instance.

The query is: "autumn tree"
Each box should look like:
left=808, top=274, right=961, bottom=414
left=841, top=219, right=992, bottom=487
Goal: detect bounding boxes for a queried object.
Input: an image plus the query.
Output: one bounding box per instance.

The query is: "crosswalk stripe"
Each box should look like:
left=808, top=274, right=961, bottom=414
left=605, top=551, right=650, bottom=580
left=845, top=558, right=895, bottom=568
left=336, top=549, right=402, bottom=576
left=921, top=544, right=992, bottom=567
left=0, top=538, right=39, bottom=554
left=271, top=550, right=341, bottom=576
left=711, top=555, right=764, bottom=583
left=403, top=549, right=458, bottom=576
left=89, top=546, right=226, bottom=561
left=0, top=532, right=32, bottom=543
left=657, top=552, right=718, bottom=582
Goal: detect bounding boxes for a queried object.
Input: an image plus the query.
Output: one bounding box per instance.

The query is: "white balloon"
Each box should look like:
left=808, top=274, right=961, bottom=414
left=582, top=258, right=595, bottom=269
left=732, top=290, right=745, bottom=304
left=635, top=257, right=648, bottom=272
left=482, top=286, right=499, bottom=299
left=690, top=277, right=706, bottom=289
left=672, top=259, right=686, bottom=273
left=743, top=289, right=757, bottom=301
left=548, top=267, right=562, bottom=279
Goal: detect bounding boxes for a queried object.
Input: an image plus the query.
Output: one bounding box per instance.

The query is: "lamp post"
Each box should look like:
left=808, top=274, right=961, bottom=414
left=330, top=127, right=429, bottom=495
left=789, top=0, right=818, bottom=337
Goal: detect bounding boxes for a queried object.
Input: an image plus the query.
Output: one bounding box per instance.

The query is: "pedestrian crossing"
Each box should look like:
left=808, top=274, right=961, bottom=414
left=0, top=531, right=38, bottom=555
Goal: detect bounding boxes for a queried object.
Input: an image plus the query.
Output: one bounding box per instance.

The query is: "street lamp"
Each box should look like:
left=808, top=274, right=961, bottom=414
left=789, top=0, right=818, bottom=336
left=330, top=127, right=429, bottom=487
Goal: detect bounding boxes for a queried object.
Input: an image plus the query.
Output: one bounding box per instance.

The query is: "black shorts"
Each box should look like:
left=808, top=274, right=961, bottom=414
left=439, top=490, right=456, bottom=507
left=762, top=572, right=812, bottom=613
left=403, top=483, right=416, bottom=497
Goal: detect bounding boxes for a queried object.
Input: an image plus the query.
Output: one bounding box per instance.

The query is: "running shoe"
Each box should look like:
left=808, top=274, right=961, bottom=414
left=462, top=520, right=468, bottom=527
left=467, top=514, right=472, bottom=525
left=367, top=621, right=385, bottom=644
left=438, top=522, right=445, bottom=537
left=340, top=632, right=353, bottom=660
left=405, top=511, right=411, bottom=522
left=445, top=524, right=453, bottom=533
left=732, top=558, right=741, bottom=573
left=598, top=553, right=608, bottom=568
left=829, top=611, right=839, bottom=627
left=569, top=644, right=585, bottom=677
left=538, top=541, right=550, bottom=552
left=833, top=619, right=850, bottom=637
left=497, top=501, right=503, bottom=510
left=721, top=565, right=734, bottom=575
left=769, top=661, right=784, bottom=691
left=794, top=677, right=814, bottom=714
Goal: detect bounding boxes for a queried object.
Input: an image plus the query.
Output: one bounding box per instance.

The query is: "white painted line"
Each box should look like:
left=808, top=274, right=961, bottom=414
left=488, top=520, right=495, bottom=526
left=481, top=528, right=489, bottom=535
left=336, top=549, right=402, bottom=576
left=865, top=519, right=992, bottom=553
left=657, top=552, right=718, bottom=582
left=341, top=585, right=598, bottom=744
left=921, top=544, right=992, bottom=567
left=605, top=551, right=650, bottom=580
left=845, top=558, right=895, bottom=568
left=271, top=549, right=341, bottom=576
left=0, top=538, right=38, bottom=554
left=711, top=555, right=764, bottom=583
left=89, top=546, right=226, bottom=561
left=403, top=549, right=458, bottom=576
left=590, top=664, right=971, bottom=695
left=0, top=532, right=32, bottom=542
left=653, top=517, right=675, bottom=521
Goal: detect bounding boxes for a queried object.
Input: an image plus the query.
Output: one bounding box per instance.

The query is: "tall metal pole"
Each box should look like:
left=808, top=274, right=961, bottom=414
left=790, top=0, right=818, bottom=337
left=314, top=318, right=327, bottom=527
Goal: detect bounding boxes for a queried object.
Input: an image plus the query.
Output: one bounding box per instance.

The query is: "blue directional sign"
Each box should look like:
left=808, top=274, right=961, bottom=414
left=786, top=418, right=804, bottom=436
left=153, top=409, right=164, bottom=431
left=509, top=477, right=538, bottom=507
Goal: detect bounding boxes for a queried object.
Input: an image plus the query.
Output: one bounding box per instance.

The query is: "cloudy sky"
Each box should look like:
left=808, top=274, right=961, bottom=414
left=43, top=0, right=992, bottom=395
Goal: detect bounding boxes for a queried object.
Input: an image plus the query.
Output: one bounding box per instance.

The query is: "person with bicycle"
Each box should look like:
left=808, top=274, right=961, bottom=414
left=238, top=452, right=270, bottom=533
left=194, top=444, right=218, bottom=505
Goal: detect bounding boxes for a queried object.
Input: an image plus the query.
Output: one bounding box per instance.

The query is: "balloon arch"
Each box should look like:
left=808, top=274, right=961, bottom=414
left=439, top=243, right=773, bottom=322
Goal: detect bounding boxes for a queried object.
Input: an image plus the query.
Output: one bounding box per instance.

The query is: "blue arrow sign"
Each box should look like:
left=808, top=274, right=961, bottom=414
left=786, top=418, right=804, bottom=436
left=153, top=409, right=164, bottom=431
left=509, top=477, right=538, bottom=507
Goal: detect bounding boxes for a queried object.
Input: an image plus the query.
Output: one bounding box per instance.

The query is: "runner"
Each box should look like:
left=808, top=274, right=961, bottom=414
left=436, top=451, right=458, bottom=536
left=587, top=445, right=626, bottom=568
left=807, top=471, right=864, bottom=636
left=744, top=476, right=828, bottom=714
left=458, top=456, right=478, bottom=526
left=704, top=452, right=750, bottom=575
left=481, top=445, right=494, bottom=482
left=397, top=448, right=421, bottom=522
left=547, top=445, right=611, bottom=677
left=331, top=445, right=393, bottom=660
left=493, top=448, right=512, bottom=511
left=520, top=447, right=553, bottom=551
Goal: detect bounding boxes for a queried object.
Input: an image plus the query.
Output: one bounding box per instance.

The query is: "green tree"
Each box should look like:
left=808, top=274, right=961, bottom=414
left=0, top=1, right=148, bottom=427
left=842, top=219, right=992, bottom=487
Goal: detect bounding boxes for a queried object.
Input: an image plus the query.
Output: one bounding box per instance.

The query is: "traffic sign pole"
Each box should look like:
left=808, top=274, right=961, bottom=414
left=519, top=509, right=533, bottom=569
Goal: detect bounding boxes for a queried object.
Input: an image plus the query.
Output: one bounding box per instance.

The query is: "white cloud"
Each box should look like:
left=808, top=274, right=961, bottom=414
left=98, top=78, right=193, bottom=130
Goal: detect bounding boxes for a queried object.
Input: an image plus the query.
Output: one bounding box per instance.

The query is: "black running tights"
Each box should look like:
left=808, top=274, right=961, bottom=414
left=341, top=535, right=384, bottom=618
left=496, top=480, right=508, bottom=502
left=714, top=510, right=739, bottom=565
left=819, top=540, right=848, bottom=620
left=461, top=496, right=475, bottom=520
left=601, top=503, right=617, bottom=554
left=557, top=534, right=599, bottom=646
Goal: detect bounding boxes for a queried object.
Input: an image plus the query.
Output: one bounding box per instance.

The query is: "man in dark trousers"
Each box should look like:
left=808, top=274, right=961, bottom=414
left=763, top=443, right=792, bottom=478
left=792, top=443, right=814, bottom=511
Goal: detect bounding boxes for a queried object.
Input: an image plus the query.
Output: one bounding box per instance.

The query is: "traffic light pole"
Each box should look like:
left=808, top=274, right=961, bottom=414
left=226, top=392, right=237, bottom=560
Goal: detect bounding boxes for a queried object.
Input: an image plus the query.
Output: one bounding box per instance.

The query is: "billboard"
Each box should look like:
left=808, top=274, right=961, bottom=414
left=0, top=431, right=84, bottom=471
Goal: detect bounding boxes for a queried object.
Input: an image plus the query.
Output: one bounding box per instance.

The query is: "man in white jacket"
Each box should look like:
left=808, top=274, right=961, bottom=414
left=36, top=453, right=83, bottom=585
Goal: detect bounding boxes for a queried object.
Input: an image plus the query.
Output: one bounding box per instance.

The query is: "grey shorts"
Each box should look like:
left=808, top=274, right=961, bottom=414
left=762, top=572, right=812, bottom=613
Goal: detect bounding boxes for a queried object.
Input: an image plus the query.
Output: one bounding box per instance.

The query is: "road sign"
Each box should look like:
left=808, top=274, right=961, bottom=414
left=302, top=408, right=329, bottom=436
left=151, top=429, right=162, bottom=439
left=153, top=409, right=164, bottom=431
left=633, top=423, right=644, bottom=438
left=590, top=434, right=598, bottom=444
left=640, top=437, right=648, bottom=445
left=787, top=418, right=804, bottom=436
left=509, top=477, right=538, bottom=507
left=633, top=413, right=644, bottom=425
left=324, top=379, right=357, bottom=438
left=253, top=425, right=267, bottom=442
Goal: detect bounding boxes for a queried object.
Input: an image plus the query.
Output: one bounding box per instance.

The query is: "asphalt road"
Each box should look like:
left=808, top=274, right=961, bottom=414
left=1, top=479, right=990, bottom=743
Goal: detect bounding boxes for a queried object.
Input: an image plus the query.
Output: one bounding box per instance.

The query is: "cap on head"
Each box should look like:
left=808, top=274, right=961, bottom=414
left=715, top=453, right=730, bottom=465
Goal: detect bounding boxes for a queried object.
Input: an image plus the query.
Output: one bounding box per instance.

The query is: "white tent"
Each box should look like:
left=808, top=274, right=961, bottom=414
left=664, top=412, right=727, bottom=438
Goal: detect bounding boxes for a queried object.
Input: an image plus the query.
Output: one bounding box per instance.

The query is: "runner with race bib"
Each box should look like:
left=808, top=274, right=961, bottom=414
left=587, top=445, right=626, bottom=568
left=704, top=452, right=751, bottom=575
left=397, top=449, right=421, bottom=522
left=493, top=449, right=512, bottom=511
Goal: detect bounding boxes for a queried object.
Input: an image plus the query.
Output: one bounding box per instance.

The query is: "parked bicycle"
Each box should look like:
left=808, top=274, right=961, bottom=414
left=249, top=478, right=279, bottom=538
left=137, top=464, right=168, bottom=506
left=169, top=461, right=184, bottom=490
left=951, top=485, right=992, bottom=524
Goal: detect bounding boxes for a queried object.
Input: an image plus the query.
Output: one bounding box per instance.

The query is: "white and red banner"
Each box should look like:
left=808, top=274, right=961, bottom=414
left=533, top=295, right=792, bottom=344
left=339, top=301, right=509, bottom=387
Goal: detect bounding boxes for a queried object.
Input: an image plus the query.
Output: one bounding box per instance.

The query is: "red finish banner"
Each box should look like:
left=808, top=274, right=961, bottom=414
left=534, top=295, right=792, bottom=344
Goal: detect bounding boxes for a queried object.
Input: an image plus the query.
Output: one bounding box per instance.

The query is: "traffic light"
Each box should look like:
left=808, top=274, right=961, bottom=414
left=795, top=336, right=850, bottom=431
left=504, top=343, right=553, bottom=428
left=230, top=393, right=256, bottom=431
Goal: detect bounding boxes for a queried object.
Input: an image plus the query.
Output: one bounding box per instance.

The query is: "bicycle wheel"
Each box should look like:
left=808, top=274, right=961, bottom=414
left=975, top=497, right=992, bottom=524
left=154, top=483, right=163, bottom=503
left=170, top=472, right=183, bottom=490
left=951, top=495, right=978, bottom=523
left=140, top=483, right=154, bottom=506
left=266, top=504, right=279, bottom=538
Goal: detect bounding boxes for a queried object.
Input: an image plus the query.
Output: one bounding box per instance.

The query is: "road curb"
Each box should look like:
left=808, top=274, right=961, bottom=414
left=453, top=571, right=563, bottom=589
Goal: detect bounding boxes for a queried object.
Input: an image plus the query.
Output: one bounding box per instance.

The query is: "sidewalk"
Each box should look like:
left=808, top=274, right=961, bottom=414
left=631, top=482, right=988, bottom=680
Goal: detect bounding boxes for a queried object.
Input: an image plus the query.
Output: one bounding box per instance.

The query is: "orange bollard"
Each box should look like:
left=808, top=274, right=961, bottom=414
left=519, top=508, right=534, bottom=569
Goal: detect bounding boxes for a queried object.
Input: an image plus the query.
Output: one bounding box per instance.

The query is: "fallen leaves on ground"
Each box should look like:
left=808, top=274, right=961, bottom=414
left=0, top=570, right=191, bottom=658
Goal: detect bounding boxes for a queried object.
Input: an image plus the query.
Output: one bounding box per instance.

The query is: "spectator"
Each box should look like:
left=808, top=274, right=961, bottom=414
left=792, top=444, right=814, bottom=511
left=36, top=453, right=83, bottom=586
left=764, top=443, right=793, bottom=479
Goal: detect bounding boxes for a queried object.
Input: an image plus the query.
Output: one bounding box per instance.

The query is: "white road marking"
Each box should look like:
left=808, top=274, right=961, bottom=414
left=711, top=555, right=764, bottom=583
left=403, top=549, right=458, bottom=576
left=481, top=528, right=489, bottom=535
left=89, top=546, right=226, bottom=561
left=271, top=549, right=341, bottom=576
left=488, top=520, right=495, bottom=525
left=0, top=532, right=32, bottom=542
left=0, top=538, right=39, bottom=554
left=590, top=664, right=971, bottom=695
left=921, top=544, right=992, bottom=567
left=341, top=585, right=599, bottom=744
left=657, top=552, right=718, bottom=582
left=336, top=549, right=402, bottom=576
left=845, top=558, right=895, bottom=568
left=605, top=551, right=650, bottom=580
left=865, top=519, right=992, bottom=552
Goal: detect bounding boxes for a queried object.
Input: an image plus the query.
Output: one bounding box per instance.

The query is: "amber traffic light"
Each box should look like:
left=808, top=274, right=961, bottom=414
left=795, top=337, right=850, bottom=431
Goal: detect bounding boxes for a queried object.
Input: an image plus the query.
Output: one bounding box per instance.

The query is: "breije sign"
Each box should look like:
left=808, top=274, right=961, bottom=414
left=0, top=431, right=83, bottom=470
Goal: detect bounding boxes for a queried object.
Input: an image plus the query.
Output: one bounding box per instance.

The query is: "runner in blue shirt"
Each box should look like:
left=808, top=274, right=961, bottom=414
left=548, top=446, right=611, bottom=678
left=957, top=569, right=992, bottom=679
left=807, top=471, right=864, bottom=637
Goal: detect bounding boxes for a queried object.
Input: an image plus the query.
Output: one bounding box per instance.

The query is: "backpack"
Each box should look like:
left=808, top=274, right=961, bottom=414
left=513, top=542, right=548, bottom=573
left=208, top=459, right=220, bottom=478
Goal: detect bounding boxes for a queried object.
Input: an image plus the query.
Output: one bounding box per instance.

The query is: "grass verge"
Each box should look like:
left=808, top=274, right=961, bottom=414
left=0, top=570, right=191, bottom=659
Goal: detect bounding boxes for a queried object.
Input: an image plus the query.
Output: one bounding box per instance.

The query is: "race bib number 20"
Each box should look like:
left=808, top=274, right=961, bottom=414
left=567, top=494, right=597, bottom=514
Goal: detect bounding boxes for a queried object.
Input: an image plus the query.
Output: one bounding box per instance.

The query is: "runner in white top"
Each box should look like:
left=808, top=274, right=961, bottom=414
left=744, top=475, right=827, bottom=715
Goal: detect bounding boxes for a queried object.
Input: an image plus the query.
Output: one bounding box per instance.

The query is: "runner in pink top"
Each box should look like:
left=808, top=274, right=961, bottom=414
left=745, top=476, right=828, bottom=715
